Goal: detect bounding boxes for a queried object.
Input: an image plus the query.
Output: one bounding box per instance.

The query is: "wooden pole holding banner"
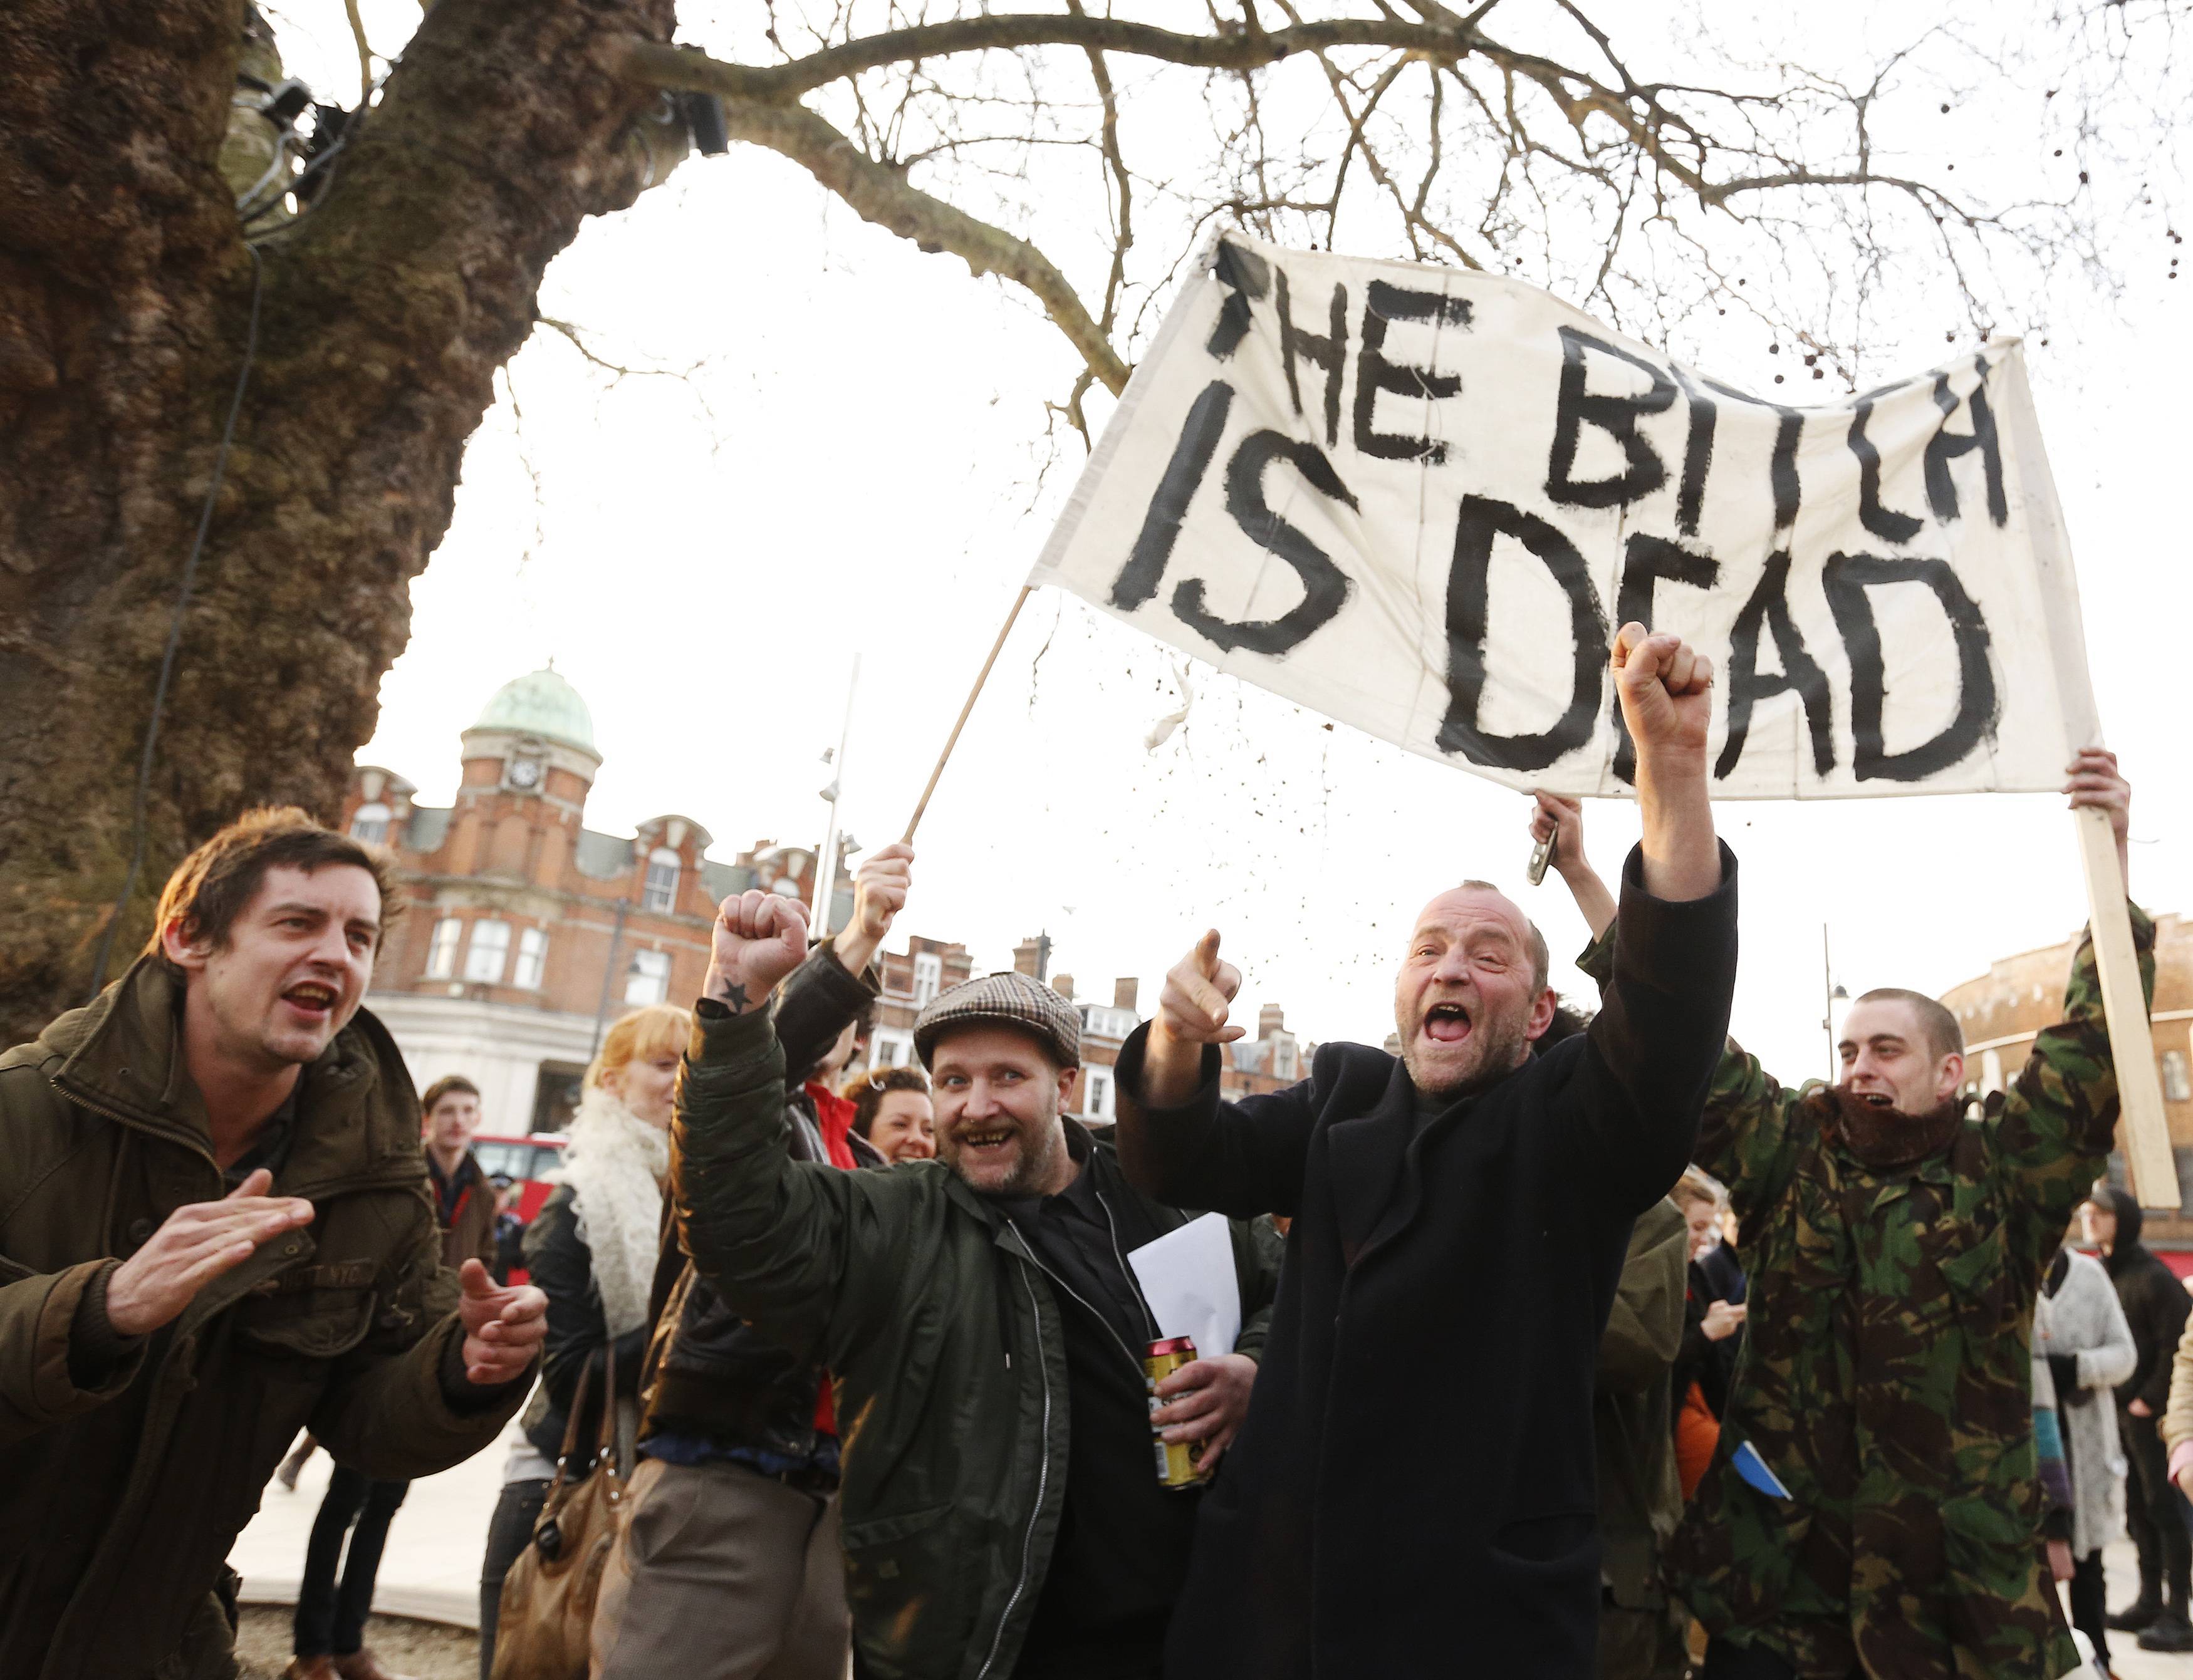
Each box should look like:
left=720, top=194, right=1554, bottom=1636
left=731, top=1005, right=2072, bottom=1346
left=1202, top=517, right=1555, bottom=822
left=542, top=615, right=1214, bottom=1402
left=902, top=586, right=1033, bottom=844
left=1997, top=348, right=2178, bottom=1208
left=2072, top=807, right=2177, bottom=1208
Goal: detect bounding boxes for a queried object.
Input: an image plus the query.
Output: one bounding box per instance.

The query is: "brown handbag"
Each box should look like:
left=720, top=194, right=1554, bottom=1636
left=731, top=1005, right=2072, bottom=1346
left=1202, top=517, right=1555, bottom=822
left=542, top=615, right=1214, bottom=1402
left=489, top=1338, right=632, bottom=1680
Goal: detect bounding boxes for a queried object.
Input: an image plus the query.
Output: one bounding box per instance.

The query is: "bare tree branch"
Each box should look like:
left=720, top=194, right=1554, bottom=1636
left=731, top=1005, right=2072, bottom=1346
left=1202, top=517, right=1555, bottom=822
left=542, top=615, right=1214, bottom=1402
left=616, top=15, right=1488, bottom=103
left=663, top=75, right=1132, bottom=395
left=612, top=6, right=2138, bottom=419
left=342, top=0, right=373, bottom=103
left=537, top=316, right=695, bottom=379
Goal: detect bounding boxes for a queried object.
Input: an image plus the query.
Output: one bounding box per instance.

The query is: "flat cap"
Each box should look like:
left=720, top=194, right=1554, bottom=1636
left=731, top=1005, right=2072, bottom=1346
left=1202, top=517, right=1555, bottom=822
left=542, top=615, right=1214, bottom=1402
left=915, top=970, right=1080, bottom=1069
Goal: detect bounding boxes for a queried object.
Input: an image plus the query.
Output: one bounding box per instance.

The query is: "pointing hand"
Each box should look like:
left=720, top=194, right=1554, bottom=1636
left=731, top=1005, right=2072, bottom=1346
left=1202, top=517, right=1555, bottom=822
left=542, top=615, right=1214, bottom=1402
left=456, top=1259, right=547, bottom=1387
left=1155, top=930, right=1246, bottom=1049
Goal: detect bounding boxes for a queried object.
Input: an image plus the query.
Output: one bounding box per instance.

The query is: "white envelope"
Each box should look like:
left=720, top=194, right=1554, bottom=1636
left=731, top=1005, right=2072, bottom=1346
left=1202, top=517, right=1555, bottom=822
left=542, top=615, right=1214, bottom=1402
left=1127, top=1213, right=1241, bottom=1359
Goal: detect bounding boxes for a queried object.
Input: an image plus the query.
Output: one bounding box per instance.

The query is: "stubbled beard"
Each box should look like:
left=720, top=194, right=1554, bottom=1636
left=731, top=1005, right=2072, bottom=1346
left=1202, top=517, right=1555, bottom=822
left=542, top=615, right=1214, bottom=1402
left=1401, top=1010, right=1531, bottom=1101
left=947, top=1119, right=1066, bottom=1199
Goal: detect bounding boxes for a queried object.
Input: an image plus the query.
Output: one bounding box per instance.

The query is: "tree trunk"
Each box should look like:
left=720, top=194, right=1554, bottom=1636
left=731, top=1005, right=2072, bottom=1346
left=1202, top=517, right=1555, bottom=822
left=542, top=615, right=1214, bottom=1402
left=0, top=0, right=675, bottom=1044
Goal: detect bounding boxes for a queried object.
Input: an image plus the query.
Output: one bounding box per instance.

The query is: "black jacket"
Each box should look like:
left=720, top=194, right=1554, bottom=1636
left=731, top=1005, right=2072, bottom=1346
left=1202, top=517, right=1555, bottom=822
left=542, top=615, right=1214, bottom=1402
left=1112, top=843, right=1739, bottom=1680
left=518, top=1185, right=649, bottom=1465
left=640, top=940, right=879, bottom=1458
left=1672, top=1244, right=1745, bottom=1421
left=2100, top=1187, right=2189, bottom=1414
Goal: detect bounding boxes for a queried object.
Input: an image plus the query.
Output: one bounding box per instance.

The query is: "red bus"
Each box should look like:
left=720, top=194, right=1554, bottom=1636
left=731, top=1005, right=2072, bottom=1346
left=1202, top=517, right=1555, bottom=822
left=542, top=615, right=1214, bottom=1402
left=471, top=1131, right=568, bottom=1223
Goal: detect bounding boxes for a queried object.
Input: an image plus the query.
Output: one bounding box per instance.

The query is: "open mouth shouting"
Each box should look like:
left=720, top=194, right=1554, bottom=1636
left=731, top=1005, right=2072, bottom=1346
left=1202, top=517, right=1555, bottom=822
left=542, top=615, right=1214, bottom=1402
left=1422, top=1001, right=1472, bottom=1044
left=281, top=979, right=341, bottom=1025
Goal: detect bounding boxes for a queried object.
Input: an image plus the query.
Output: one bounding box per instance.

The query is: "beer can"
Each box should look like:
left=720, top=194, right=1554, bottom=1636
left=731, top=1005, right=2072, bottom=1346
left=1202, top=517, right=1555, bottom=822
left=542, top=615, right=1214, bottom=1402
left=1144, top=1335, right=1202, bottom=1489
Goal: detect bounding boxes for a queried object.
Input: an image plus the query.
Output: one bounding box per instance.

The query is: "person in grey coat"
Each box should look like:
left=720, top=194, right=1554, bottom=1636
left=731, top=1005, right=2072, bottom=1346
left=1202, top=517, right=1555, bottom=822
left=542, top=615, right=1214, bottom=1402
left=2038, top=1244, right=2138, bottom=1673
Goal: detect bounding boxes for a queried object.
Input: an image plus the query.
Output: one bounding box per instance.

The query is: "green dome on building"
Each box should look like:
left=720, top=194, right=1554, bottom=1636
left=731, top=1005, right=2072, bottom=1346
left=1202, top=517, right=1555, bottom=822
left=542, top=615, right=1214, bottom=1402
left=471, top=667, right=597, bottom=755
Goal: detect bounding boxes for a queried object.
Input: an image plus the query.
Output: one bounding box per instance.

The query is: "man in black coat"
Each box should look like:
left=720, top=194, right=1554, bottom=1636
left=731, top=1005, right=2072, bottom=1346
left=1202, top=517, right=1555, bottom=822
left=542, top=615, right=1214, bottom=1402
left=2090, top=1184, right=2193, bottom=1651
left=1112, top=623, right=1737, bottom=1679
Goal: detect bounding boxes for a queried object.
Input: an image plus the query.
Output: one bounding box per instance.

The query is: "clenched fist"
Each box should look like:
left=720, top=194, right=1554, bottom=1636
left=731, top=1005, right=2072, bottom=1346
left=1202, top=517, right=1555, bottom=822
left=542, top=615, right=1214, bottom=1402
left=1610, top=623, right=1723, bottom=905
left=705, top=890, right=811, bottom=1015
left=1611, top=621, right=1713, bottom=766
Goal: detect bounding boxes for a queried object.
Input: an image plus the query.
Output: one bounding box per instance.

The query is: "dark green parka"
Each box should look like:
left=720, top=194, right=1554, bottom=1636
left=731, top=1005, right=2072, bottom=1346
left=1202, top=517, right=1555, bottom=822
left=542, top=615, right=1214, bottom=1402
left=672, top=1004, right=1283, bottom=1680
left=1595, top=1198, right=1688, bottom=1621
left=0, top=959, right=529, bottom=1680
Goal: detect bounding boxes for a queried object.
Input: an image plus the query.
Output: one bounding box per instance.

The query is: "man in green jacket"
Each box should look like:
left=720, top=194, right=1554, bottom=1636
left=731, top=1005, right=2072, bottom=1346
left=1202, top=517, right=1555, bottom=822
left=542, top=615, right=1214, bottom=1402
left=1536, top=749, right=2149, bottom=1679
left=1596, top=1196, right=1690, bottom=1680
left=0, top=808, right=545, bottom=1680
left=672, top=877, right=1283, bottom=1680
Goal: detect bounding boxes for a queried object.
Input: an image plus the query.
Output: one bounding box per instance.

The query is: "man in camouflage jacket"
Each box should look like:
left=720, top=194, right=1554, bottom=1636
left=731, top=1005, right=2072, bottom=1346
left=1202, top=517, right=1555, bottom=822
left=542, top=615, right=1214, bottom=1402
left=1540, top=749, right=2147, bottom=1679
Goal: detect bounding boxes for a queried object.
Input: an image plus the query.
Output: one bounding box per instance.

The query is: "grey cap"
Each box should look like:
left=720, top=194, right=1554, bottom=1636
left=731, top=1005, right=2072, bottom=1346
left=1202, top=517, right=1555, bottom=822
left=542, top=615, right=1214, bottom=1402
left=914, top=970, right=1081, bottom=1070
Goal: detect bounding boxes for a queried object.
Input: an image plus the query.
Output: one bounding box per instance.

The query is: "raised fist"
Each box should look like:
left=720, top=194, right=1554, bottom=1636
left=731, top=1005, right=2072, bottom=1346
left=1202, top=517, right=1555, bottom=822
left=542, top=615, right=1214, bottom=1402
left=1154, top=930, right=1246, bottom=1049
left=705, top=890, right=810, bottom=1015
left=851, top=843, right=914, bottom=945
left=1612, top=621, right=1712, bottom=764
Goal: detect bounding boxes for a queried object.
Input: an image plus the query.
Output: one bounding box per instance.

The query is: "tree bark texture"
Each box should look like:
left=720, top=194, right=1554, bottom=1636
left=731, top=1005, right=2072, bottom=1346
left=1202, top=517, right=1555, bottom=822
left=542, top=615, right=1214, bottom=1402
left=0, top=0, right=674, bottom=1043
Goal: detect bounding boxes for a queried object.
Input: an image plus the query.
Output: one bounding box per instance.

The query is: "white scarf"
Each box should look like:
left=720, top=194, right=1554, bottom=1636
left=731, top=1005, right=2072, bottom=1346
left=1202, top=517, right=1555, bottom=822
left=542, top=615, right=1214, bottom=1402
left=554, top=1086, right=671, bottom=1338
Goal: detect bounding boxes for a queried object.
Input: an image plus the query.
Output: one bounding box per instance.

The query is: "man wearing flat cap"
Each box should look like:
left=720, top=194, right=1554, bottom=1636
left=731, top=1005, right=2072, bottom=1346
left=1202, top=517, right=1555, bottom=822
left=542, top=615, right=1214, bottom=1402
left=670, top=877, right=1284, bottom=1680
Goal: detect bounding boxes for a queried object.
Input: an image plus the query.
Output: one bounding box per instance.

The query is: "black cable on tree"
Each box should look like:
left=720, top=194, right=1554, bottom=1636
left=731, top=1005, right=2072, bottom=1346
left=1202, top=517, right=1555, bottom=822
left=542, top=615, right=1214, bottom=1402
left=86, top=244, right=266, bottom=1000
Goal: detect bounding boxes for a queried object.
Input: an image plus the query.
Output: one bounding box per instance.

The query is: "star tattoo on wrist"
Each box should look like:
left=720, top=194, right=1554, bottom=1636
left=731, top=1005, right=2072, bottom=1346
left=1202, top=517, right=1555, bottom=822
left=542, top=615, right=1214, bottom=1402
left=714, top=977, right=754, bottom=1014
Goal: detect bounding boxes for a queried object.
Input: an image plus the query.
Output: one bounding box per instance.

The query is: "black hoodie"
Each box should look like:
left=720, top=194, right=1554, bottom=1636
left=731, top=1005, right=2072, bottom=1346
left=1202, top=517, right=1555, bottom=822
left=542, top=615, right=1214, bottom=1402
left=2100, top=1185, right=2190, bottom=1413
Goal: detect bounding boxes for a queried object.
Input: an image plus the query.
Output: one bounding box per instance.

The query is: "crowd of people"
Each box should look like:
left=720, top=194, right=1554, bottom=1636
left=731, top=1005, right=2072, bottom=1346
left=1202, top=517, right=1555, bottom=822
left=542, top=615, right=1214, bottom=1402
left=0, top=621, right=2184, bottom=1680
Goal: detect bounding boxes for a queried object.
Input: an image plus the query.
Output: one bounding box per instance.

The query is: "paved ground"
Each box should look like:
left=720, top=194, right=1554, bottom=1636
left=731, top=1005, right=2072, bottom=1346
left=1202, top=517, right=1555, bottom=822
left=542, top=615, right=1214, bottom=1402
left=234, top=1607, right=476, bottom=1680
left=230, top=1438, right=507, bottom=1629
left=229, top=1439, right=2193, bottom=1677
left=2093, top=1538, right=2193, bottom=1678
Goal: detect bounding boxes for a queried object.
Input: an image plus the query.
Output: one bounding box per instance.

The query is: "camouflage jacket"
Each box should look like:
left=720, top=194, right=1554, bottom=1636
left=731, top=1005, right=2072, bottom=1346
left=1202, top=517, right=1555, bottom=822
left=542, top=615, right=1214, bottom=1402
left=1583, top=906, right=2154, bottom=1680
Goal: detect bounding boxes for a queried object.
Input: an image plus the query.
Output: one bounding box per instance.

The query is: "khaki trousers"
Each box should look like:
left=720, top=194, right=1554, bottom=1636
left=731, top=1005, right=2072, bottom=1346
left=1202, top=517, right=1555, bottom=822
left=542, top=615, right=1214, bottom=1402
left=590, top=1456, right=850, bottom=1680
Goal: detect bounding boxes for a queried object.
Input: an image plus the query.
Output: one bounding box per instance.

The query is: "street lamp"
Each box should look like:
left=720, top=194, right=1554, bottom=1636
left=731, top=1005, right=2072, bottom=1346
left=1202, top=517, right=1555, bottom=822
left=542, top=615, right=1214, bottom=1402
left=1821, top=922, right=1850, bottom=1083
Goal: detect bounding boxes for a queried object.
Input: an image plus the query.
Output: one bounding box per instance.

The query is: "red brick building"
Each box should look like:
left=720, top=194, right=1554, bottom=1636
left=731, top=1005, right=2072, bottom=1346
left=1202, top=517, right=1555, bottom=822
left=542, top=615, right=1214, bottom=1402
left=858, top=943, right=1313, bottom=1124
left=345, top=668, right=852, bottom=1134
left=1940, top=910, right=2193, bottom=1242
left=350, top=669, right=1327, bottom=1136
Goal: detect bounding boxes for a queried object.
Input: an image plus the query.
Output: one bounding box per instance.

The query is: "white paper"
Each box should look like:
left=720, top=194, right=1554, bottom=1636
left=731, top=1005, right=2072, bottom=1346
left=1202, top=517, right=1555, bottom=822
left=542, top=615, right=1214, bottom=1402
left=1031, top=231, right=2085, bottom=801
left=1127, top=1213, right=1241, bottom=1358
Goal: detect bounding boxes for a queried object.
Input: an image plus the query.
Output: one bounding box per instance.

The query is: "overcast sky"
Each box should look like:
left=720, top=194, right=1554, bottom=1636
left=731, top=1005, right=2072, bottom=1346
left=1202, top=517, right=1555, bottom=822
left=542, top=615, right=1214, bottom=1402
left=275, top=3, right=2193, bottom=1086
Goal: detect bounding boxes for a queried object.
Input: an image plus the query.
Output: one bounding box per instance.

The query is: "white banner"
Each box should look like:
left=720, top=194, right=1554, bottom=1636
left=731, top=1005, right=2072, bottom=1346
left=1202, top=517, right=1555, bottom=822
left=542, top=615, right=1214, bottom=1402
left=1031, top=233, right=2098, bottom=798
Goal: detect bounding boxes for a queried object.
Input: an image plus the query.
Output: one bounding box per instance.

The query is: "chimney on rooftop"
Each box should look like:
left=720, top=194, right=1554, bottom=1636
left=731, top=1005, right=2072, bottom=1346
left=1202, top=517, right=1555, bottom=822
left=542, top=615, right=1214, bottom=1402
left=1053, top=973, right=1076, bottom=1000
left=1013, top=935, right=1051, bottom=980
left=1259, top=1002, right=1285, bottom=1040
left=1114, top=977, right=1139, bottom=1012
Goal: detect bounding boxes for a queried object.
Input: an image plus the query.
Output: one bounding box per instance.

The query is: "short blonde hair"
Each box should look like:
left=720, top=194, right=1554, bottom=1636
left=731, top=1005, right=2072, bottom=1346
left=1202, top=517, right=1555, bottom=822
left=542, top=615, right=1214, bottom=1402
left=587, top=1003, right=692, bottom=1090
left=1671, top=1167, right=1724, bottom=1212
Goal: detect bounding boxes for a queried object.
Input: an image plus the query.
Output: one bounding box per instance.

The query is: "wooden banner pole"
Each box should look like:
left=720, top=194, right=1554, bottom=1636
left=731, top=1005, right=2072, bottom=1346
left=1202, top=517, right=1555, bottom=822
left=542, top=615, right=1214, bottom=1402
left=2075, top=805, right=2178, bottom=1209
left=902, top=586, right=1034, bottom=844
left=1994, top=351, right=2177, bottom=1208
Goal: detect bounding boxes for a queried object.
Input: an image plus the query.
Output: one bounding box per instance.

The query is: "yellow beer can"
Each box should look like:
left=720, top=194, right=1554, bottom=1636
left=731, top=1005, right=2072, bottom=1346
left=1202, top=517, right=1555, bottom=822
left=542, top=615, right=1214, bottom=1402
left=1144, top=1335, right=1202, bottom=1489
